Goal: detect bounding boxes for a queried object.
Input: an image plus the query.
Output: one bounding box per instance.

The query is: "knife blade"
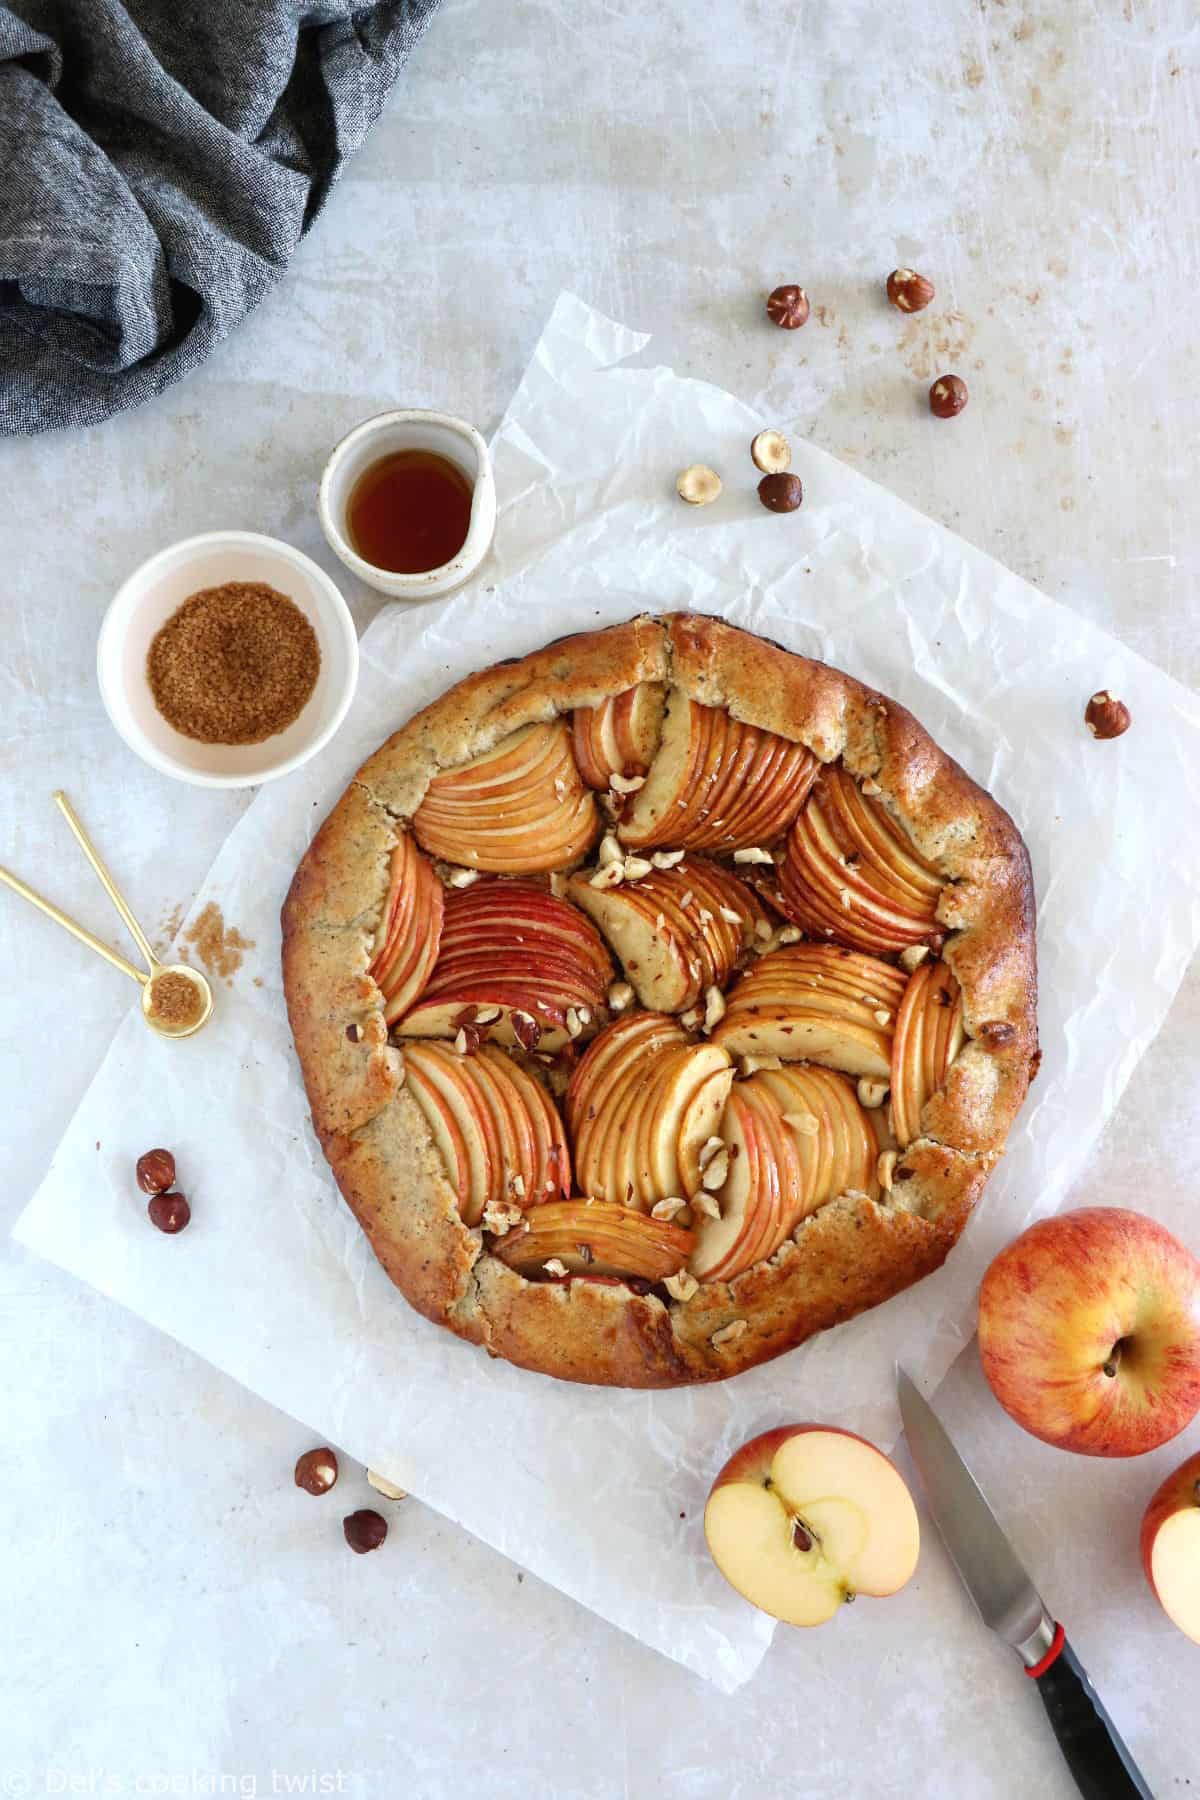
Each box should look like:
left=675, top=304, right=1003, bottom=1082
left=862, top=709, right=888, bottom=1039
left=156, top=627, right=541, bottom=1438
left=896, top=1366, right=1153, bottom=1800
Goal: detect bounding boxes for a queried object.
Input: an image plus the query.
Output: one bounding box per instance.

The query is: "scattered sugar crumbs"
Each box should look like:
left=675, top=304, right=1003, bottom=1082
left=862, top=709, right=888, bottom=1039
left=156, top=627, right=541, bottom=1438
left=183, top=902, right=255, bottom=984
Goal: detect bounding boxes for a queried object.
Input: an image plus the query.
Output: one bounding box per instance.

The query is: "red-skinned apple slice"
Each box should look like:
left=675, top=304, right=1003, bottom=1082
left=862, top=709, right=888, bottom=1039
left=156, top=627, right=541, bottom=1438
left=689, top=1089, right=767, bottom=1282
left=402, top=1041, right=492, bottom=1222
left=402, top=1041, right=570, bottom=1225
left=713, top=945, right=906, bottom=1078
left=754, top=1064, right=879, bottom=1223
left=689, top=1064, right=878, bottom=1284
left=623, top=1041, right=733, bottom=1206
left=368, top=832, right=445, bottom=1023
left=572, top=683, right=666, bottom=789
left=492, top=1199, right=693, bottom=1281
left=1141, top=1451, right=1200, bottom=1644
left=978, top=1208, right=1200, bottom=1456
left=779, top=765, right=943, bottom=952
left=890, top=959, right=966, bottom=1146
left=704, top=1426, right=920, bottom=1627
left=413, top=720, right=599, bottom=872
left=569, top=859, right=768, bottom=1014
left=677, top=1063, right=736, bottom=1195
left=567, top=1013, right=688, bottom=1201
left=398, top=879, right=612, bottom=1051
left=618, top=691, right=819, bottom=850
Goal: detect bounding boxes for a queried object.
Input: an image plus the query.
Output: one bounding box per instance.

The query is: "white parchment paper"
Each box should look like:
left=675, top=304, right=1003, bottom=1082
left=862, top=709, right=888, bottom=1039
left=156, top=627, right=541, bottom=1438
left=15, top=293, right=1200, bottom=1691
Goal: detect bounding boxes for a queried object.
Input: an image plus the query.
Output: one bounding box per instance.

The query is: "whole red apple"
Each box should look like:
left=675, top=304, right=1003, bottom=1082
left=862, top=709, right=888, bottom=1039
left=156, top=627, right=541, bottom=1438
left=978, top=1207, right=1200, bottom=1456
left=1140, top=1450, right=1200, bottom=1643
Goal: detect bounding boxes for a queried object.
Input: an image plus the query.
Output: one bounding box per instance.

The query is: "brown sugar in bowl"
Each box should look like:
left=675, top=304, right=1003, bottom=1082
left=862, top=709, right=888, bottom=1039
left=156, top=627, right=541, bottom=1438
left=97, top=531, right=358, bottom=788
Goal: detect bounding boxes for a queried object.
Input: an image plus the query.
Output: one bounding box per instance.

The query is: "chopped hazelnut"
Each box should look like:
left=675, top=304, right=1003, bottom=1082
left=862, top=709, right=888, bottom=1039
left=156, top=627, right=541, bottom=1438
left=676, top=464, right=722, bottom=506
left=366, top=1470, right=407, bottom=1501
left=750, top=429, right=792, bottom=474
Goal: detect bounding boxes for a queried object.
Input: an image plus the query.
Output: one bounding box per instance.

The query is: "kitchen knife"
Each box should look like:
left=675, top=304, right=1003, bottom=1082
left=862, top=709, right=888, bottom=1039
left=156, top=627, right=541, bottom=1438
left=896, top=1366, right=1153, bottom=1800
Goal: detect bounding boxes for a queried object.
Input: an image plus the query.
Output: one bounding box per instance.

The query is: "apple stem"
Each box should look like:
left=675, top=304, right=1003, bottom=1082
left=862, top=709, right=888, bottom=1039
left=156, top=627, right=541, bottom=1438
left=1102, top=1337, right=1127, bottom=1379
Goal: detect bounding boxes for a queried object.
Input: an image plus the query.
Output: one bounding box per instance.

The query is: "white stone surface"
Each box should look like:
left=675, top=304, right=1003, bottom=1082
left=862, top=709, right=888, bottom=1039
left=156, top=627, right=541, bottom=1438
left=3, top=1, right=1198, bottom=1793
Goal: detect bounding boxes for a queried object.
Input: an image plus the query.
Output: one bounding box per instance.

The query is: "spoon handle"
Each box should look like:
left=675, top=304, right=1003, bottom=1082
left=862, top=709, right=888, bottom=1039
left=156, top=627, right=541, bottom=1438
left=53, top=790, right=158, bottom=974
left=0, top=863, right=147, bottom=985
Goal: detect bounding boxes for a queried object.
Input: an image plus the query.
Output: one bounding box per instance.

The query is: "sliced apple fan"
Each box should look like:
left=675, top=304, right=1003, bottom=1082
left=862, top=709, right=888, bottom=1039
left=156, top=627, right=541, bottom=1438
left=373, top=694, right=964, bottom=1291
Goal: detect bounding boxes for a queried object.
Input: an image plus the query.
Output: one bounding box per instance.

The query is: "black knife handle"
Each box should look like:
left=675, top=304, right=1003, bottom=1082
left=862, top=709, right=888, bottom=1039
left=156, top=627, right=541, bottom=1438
left=1029, top=1625, right=1153, bottom=1799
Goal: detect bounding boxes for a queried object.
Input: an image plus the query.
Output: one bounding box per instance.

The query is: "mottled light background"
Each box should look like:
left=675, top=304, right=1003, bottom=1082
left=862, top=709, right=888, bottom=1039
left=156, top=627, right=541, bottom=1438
left=2, top=2, right=1196, bottom=1794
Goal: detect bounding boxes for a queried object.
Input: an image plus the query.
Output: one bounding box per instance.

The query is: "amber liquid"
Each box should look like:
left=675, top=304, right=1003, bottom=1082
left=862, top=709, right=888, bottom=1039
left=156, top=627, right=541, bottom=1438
left=346, top=450, right=474, bottom=574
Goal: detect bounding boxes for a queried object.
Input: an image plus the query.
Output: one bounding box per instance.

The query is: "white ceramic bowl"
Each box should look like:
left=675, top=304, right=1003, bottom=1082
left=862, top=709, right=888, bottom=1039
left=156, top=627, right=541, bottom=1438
left=318, top=408, right=496, bottom=601
left=97, top=531, right=359, bottom=788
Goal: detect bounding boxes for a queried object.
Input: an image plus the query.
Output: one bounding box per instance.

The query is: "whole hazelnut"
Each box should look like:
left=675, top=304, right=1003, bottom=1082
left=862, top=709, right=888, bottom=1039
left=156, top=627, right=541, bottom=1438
left=294, top=1448, right=339, bottom=1495
left=1084, top=691, right=1131, bottom=740
left=929, top=374, right=968, bottom=418
left=343, top=1508, right=388, bottom=1554
left=757, top=472, right=804, bottom=514
left=750, top=429, right=792, bottom=474
left=886, top=268, right=935, bottom=313
left=136, top=1148, right=176, bottom=1194
left=675, top=464, right=722, bottom=506
left=147, top=1190, right=190, bottom=1234
left=766, top=284, right=810, bottom=329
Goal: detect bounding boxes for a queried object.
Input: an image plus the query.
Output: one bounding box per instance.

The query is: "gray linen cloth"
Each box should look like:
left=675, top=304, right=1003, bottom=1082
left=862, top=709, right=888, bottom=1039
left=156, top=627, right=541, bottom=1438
left=0, top=1, right=440, bottom=434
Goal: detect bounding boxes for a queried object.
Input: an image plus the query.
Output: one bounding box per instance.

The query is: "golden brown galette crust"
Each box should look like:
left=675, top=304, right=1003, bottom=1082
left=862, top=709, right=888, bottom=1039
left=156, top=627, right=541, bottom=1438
left=282, top=614, right=1037, bottom=1387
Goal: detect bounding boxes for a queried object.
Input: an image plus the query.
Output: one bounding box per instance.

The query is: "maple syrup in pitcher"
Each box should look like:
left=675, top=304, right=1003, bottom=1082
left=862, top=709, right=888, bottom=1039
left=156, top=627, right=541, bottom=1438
left=346, top=449, right=474, bottom=574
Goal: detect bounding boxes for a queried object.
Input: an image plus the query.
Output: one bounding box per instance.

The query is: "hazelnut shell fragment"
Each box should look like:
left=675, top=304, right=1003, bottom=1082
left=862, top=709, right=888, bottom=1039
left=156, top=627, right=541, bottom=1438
left=676, top=464, right=722, bottom=507
left=757, top=472, right=804, bottom=514
left=1084, top=691, right=1131, bottom=740
left=929, top=374, right=968, bottom=418
left=147, top=1190, right=190, bottom=1234
left=766, top=284, right=810, bottom=329
left=295, top=1448, right=339, bottom=1495
left=343, top=1509, right=388, bottom=1554
left=886, top=268, right=935, bottom=313
left=750, top=429, right=792, bottom=474
left=136, top=1148, right=176, bottom=1194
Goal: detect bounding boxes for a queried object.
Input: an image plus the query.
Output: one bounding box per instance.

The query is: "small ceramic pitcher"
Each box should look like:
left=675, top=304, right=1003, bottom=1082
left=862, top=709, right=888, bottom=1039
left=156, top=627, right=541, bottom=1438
left=318, top=408, right=497, bottom=601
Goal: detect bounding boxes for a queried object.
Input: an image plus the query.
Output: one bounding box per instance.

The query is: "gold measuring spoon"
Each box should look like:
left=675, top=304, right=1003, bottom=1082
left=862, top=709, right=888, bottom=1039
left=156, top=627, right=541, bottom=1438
left=0, top=791, right=213, bottom=1038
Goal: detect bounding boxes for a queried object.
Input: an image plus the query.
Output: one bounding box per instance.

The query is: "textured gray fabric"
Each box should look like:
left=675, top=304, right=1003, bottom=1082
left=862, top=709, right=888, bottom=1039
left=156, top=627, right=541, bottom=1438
left=0, top=0, right=440, bottom=434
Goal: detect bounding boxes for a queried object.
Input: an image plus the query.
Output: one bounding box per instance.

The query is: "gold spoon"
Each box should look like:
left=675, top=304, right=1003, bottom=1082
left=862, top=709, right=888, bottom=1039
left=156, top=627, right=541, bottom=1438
left=0, top=791, right=213, bottom=1039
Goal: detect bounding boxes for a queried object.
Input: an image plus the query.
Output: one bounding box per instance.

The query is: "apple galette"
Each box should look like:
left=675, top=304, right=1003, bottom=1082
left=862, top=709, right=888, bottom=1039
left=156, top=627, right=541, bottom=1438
left=282, top=614, right=1037, bottom=1386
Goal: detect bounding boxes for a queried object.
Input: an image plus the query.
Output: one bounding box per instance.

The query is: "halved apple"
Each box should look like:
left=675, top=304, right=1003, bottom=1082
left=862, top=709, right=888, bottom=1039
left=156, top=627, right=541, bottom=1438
left=569, top=858, right=769, bottom=1013
left=367, top=831, right=445, bottom=1023
left=398, top=878, right=613, bottom=1052
left=491, top=1198, right=694, bottom=1281
left=704, top=1426, right=920, bottom=1627
left=402, top=1041, right=570, bottom=1226
left=413, top=719, right=599, bottom=873
left=617, top=690, right=819, bottom=850
left=712, top=944, right=907, bottom=1079
left=571, top=683, right=665, bottom=789
left=1141, top=1451, right=1200, bottom=1644
left=779, top=765, right=943, bottom=953
left=890, top=959, right=966, bottom=1146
